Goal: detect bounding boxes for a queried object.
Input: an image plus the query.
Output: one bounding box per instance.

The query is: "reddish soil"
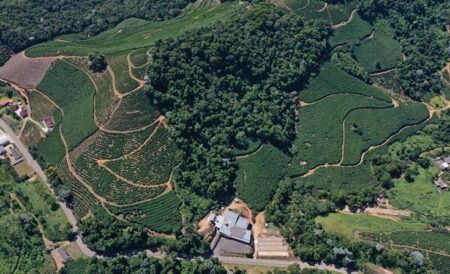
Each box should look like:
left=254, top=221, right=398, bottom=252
left=0, top=52, right=56, bottom=89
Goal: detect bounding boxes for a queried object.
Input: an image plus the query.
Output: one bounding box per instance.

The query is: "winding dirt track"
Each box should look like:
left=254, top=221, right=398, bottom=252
left=332, top=9, right=358, bottom=30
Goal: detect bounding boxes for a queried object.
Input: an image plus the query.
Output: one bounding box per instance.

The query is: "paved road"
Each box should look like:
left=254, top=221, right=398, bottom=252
left=216, top=256, right=358, bottom=273
left=0, top=118, right=96, bottom=257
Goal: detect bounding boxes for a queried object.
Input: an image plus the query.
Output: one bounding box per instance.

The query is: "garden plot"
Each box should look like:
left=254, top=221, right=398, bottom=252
left=108, top=52, right=140, bottom=93
left=329, top=14, right=373, bottom=47
left=28, top=91, right=57, bottom=124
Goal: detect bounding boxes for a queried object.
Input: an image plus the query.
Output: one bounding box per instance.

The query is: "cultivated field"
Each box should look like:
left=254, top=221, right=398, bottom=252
left=236, top=144, right=291, bottom=211
left=0, top=52, right=56, bottom=88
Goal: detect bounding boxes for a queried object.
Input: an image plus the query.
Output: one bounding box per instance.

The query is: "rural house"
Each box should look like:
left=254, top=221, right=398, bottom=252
left=434, top=156, right=450, bottom=170
left=43, top=115, right=55, bottom=132
left=434, top=178, right=449, bottom=190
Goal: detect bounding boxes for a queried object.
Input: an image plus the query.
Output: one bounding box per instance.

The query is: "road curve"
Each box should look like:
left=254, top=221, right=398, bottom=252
left=0, top=118, right=96, bottom=257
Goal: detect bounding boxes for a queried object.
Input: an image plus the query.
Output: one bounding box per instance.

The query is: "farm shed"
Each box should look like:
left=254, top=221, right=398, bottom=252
left=0, top=134, right=10, bottom=146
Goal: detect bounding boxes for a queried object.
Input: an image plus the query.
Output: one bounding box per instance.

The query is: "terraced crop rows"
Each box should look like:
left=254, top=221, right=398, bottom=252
left=84, top=123, right=157, bottom=159
left=72, top=153, right=166, bottom=205
left=106, top=127, right=179, bottom=185
left=105, top=90, right=160, bottom=131
left=107, top=191, right=182, bottom=233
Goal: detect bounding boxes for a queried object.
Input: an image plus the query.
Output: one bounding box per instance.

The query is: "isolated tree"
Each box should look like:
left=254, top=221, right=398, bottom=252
left=88, top=51, right=107, bottom=72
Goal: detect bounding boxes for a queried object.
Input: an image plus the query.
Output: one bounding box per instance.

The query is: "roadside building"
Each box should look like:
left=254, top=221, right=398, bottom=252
left=0, top=134, right=10, bottom=146
left=10, top=148, right=24, bottom=166
left=434, top=156, right=450, bottom=170
left=210, top=210, right=252, bottom=244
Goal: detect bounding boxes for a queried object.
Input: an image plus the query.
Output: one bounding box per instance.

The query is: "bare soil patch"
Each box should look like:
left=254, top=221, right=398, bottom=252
left=0, top=52, right=56, bottom=89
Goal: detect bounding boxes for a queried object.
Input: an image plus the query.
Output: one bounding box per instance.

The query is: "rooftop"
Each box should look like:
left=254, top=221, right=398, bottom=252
left=218, top=210, right=252, bottom=244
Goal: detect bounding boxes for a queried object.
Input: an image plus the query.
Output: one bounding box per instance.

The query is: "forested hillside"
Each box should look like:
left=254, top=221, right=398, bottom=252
left=0, top=0, right=194, bottom=64
left=359, top=0, right=450, bottom=99
left=147, top=4, right=328, bottom=218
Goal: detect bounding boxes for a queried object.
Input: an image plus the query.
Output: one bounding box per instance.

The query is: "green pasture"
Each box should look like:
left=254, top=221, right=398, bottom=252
left=26, top=2, right=244, bottom=57
left=236, top=144, right=291, bottom=211
left=299, top=63, right=391, bottom=103
left=316, top=213, right=426, bottom=241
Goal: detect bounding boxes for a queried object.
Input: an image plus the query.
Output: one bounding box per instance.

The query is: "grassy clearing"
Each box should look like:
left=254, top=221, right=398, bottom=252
left=316, top=213, right=426, bottom=241
left=16, top=180, right=72, bottom=242
left=26, top=2, right=244, bottom=57
left=107, top=191, right=182, bottom=232
left=108, top=52, right=140, bottom=93
left=389, top=167, right=450, bottom=216
left=353, top=30, right=402, bottom=72
left=236, top=144, right=291, bottom=211
left=105, top=90, right=160, bottom=131
left=106, top=127, right=179, bottom=186
left=37, top=60, right=97, bottom=151
left=299, top=63, right=391, bottom=103
left=342, top=103, right=429, bottom=165
left=329, top=13, right=373, bottom=47
left=291, top=94, right=391, bottom=174
left=429, top=95, right=446, bottom=108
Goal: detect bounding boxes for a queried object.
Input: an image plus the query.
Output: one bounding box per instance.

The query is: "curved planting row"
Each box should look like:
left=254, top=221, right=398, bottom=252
left=105, top=90, right=160, bottom=131
left=84, top=123, right=157, bottom=160
left=105, top=127, right=179, bottom=185
left=107, top=191, right=182, bottom=233
left=291, top=93, right=392, bottom=175
left=72, top=153, right=166, bottom=204
left=299, top=63, right=390, bottom=103
left=57, top=161, right=104, bottom=220
left=342, top=103, right=429, bottom=165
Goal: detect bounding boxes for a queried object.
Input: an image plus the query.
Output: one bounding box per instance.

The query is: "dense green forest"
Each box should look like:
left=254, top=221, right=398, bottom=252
left=359, top=0, right=450, bottom=99
left=0, top=0, right=194, bottom=64
left=147, top=4, right=328, bottom=218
